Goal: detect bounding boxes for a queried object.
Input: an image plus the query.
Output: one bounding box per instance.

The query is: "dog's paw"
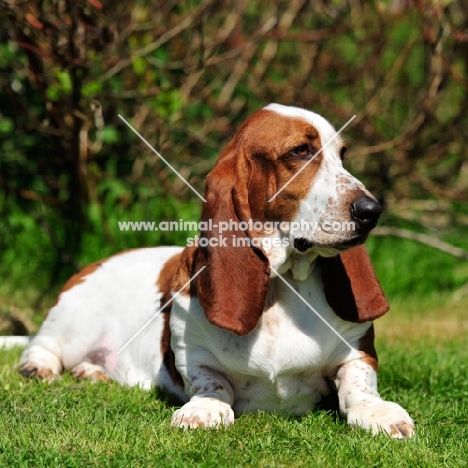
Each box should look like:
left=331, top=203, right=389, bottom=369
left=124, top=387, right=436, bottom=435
left=17, top=344, right=62, bottom=382
left=348, top=400, right=415, bottom=438
left=72, top=362, right=109, bottom=383
left=18, top=364, right=59, bottom=382
left=171, top=397, right=234, bottom=429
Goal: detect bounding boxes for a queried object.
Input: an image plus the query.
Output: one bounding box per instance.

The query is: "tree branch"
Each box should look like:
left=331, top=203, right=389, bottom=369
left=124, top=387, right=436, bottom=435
left=373, top=227, right=468, bottom=260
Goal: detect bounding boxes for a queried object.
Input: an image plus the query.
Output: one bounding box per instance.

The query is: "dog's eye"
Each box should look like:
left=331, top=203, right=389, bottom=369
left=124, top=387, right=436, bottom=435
left=340, top=146, right=347, bottom=161
left=291, top=144, right=316, bottom=160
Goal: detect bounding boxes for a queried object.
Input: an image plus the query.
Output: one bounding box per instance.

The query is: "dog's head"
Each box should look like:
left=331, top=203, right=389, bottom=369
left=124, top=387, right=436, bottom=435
left=192, top=104, right=388, bottom=335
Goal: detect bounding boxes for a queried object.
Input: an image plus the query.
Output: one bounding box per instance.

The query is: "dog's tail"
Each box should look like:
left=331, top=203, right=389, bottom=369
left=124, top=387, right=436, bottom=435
left=0, top=336, right=31, bottom=350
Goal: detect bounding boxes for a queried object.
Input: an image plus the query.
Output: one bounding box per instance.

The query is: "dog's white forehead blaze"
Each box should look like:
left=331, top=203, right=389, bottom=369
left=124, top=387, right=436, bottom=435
left=264, top=103, right=343, bottom=149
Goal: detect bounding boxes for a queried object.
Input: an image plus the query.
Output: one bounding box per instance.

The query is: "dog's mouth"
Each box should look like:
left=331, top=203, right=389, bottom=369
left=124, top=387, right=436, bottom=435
left=329, top=234, right=369, bottom=251
left=293, top=234, right=368, bottom=253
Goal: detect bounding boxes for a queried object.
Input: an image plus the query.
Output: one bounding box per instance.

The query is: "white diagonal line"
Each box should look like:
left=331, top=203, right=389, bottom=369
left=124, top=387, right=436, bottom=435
left=118, top=114, right=207, bottom=202
left=268, top=115, right=356, bottom=202
left=270, top=266, right=357, bottom=353
left=117, top=266, right=206, bottom=354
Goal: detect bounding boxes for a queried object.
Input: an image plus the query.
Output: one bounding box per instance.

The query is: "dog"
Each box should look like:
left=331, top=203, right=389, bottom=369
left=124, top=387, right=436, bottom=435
left=16, top=104, right=414, bottom=438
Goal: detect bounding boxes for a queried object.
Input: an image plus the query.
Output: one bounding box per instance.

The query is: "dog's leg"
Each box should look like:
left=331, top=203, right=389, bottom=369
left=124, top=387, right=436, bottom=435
left=171, top=367, right=235, bottom=429
left=333, top=358, right=415, bottom=438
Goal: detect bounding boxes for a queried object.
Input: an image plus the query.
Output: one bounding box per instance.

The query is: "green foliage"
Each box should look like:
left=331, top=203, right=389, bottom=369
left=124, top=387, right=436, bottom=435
left=367, top=235, right=467, bottom=299
left=101, top=126, right=119, bottom=144
left=0, top=0, right=467, bottom=301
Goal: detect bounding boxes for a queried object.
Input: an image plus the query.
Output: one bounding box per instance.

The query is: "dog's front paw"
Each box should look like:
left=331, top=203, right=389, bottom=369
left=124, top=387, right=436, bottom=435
left=171, top=397, right=234, bottom=429
left=18, top=363, right=59, bottom=382
left=348, top=400, right=415, bottom=438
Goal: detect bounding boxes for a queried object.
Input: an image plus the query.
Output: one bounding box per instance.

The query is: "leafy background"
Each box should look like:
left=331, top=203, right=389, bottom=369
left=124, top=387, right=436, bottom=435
left=0, top=0, right=467, bottom=316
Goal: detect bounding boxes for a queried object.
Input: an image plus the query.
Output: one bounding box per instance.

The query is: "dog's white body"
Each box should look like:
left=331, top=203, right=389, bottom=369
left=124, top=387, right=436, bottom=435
left=21, top=248, right=185, bottom=395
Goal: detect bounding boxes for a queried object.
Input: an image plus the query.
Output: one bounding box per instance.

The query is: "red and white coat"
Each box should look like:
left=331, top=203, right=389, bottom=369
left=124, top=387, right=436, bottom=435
left=15, top=104, right=414, bottom=437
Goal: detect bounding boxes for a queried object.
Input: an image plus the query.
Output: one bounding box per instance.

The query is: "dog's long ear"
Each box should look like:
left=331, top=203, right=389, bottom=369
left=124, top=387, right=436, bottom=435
left=193, top=142, right=270, bottom=336
left=319, top=245, right=389, bottom=323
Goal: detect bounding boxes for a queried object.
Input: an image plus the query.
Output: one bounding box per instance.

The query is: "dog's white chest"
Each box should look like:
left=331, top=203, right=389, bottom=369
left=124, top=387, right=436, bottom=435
left=171, top=270, right=362, bottom=415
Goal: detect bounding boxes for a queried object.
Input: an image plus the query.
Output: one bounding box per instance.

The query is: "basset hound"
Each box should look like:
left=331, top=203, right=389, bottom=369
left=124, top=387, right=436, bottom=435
left=17, top=104, right=414, bottom=438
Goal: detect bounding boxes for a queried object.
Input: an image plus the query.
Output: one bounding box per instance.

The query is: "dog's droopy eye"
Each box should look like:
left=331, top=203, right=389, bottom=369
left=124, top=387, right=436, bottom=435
left=291, top=144, right=316, bottom=160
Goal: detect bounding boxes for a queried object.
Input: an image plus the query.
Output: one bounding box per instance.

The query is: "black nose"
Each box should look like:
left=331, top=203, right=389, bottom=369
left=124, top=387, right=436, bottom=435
left=351, top=196, right=382, bottom=230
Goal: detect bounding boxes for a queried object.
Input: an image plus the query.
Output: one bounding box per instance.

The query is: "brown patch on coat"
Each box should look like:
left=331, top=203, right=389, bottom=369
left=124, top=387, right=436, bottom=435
left=158, top=253, right=183, bottom=297
left=157, top=253, right=185, bottom=389
left=172, top=246, right=197, bottom=295
left=358, top=324, right=378, bottom=372
left=319, top=245, right=389, bottom=323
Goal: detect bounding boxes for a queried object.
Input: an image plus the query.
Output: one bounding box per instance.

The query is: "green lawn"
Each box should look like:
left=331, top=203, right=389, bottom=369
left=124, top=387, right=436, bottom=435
left=1, top=298, right=467, bottom=468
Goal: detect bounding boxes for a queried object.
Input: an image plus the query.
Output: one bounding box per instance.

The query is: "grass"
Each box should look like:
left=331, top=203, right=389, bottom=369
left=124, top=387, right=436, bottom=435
left=1, top=298, right=467, bottom=467
left=0, top=236, right=467, bottom=467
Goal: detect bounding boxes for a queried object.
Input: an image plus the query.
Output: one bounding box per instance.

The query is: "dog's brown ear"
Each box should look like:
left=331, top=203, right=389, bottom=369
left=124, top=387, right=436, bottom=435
left=319, top=245, right=389, bottom=323
left=193, top=143, right=270, bottom=336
